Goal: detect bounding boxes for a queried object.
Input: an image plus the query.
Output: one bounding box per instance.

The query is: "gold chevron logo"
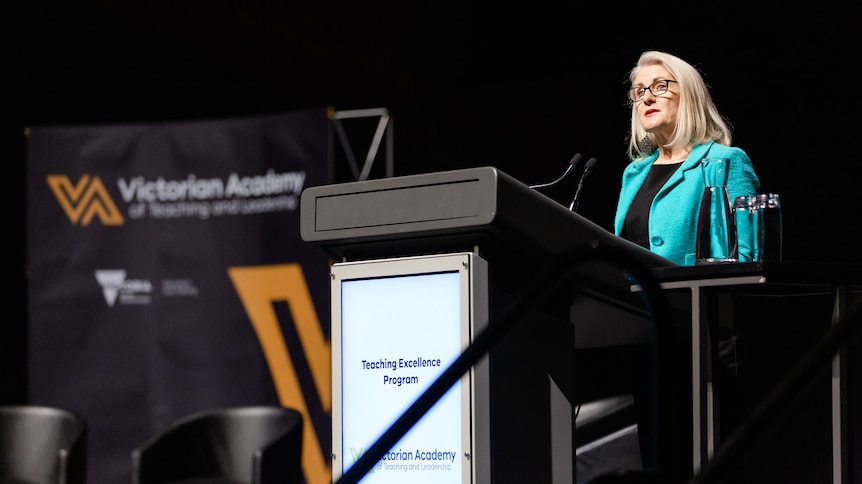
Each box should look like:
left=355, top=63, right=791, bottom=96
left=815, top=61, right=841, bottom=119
left=46, top=175, right=124, bottom=226
left=228, top=263, right=332, bottom=484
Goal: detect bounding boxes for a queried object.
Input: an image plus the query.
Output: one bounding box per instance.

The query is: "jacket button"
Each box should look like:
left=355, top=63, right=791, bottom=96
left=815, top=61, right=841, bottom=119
left=651, top=236, right=664, bottom=246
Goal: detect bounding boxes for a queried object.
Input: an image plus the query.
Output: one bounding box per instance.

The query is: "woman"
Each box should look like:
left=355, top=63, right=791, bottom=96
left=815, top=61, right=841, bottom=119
left=614, top=50, right=760, bottom=266
left=595, top=51, right=761, bottom=482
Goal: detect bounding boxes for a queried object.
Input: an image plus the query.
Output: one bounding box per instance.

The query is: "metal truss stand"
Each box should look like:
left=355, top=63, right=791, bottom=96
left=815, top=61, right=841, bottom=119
left=328, top=107, right=394, bottom=182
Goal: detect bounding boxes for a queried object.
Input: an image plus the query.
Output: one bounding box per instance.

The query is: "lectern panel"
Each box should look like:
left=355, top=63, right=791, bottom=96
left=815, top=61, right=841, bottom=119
left=331, top=252, right=489, bottom=484
left=315, top=179, right=486, bottom=232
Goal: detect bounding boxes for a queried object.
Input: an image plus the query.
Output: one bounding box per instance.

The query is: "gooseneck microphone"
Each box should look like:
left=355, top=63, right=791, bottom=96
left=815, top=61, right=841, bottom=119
left=528, top=153, right=583, bottom=189
left=568, top=157, right=598, bottom=212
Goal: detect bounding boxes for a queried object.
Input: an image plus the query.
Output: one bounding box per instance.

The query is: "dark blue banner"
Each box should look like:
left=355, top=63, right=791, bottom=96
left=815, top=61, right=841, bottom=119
left=26, top=108, right=333, bottom=484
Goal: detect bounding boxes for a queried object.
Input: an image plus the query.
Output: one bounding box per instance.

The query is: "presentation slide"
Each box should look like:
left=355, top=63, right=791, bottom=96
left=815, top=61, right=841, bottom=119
left=340, top=270, right=464, bottom=484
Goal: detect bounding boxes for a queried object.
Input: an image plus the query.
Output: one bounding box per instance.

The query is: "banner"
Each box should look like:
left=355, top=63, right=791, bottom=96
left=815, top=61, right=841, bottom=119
left=26, top=109, right=333, bottom=484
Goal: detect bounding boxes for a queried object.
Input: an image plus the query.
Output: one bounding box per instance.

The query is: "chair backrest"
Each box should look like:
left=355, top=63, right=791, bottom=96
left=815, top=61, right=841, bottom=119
left=0, top=405, right=88, bottom=484
left=132, top=406, right=304, bottom=484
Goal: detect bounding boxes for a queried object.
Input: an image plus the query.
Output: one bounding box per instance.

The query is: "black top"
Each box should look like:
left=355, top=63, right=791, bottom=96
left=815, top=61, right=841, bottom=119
left=622, top=163, right=681, bottom=249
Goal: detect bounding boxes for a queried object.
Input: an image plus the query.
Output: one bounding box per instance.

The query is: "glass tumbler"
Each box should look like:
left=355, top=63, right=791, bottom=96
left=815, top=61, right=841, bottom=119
left=734, top=195, right=755, bottom=262
left=753, top=193, right=783, bottom=261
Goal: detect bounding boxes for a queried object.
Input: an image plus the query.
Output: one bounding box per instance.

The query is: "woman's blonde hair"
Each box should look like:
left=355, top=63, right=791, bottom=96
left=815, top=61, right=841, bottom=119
left=627, top=50, right=732, bottom=160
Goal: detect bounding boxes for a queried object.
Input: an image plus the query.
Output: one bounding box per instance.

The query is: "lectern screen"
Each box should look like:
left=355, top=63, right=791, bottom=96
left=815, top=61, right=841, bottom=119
left=331, top=253, right=481, bottom=484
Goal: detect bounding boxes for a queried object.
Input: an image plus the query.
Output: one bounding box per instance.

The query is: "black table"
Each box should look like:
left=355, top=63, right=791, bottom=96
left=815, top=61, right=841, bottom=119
left=644, top=261, right=862, bottom=483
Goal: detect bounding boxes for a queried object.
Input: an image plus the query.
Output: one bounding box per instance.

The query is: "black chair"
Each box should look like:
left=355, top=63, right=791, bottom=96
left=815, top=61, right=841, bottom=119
left=0, top=405, right=88, bottom=484
left=131, top=406, right=304, bottom=484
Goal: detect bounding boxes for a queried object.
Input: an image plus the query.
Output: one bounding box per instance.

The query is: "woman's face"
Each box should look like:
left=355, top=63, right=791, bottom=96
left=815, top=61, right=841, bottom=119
left=632, top=64, right=679, bottom=139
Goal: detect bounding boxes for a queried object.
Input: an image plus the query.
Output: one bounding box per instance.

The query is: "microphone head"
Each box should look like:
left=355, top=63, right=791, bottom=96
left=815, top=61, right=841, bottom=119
left=584, top=157, right=598, bottom=170
left=528, top=152, right=583, bottom=189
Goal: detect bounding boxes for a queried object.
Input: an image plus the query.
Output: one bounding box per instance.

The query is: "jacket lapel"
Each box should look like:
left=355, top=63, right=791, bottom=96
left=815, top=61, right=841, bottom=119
left=656, top=141, right=714, bottom=196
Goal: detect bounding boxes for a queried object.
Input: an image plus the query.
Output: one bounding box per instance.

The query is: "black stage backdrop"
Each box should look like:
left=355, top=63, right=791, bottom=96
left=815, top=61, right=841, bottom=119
left=25, top=109, right=333, bottom=484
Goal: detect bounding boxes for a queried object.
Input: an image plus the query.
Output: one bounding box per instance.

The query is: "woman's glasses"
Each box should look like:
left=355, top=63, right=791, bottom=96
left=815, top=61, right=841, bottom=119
left=627, top=79, right=677, bottom=103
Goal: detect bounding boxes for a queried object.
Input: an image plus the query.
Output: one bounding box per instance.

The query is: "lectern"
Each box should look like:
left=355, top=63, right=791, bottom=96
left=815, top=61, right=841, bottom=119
left=300, top=166, right=677, bottom=483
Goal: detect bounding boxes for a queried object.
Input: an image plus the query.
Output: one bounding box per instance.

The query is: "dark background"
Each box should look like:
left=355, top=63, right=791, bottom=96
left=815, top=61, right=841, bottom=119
left=7, top=3, right=859, bottom=401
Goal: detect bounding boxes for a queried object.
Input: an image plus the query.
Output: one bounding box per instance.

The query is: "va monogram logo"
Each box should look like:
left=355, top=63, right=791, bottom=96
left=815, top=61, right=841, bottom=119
left=46, top=175, right=124, bottom=226
left=229, top=263, right=332, bottom=483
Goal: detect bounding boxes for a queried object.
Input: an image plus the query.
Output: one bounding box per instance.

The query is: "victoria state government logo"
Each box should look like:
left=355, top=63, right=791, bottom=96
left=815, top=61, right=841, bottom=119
left=94, top=270, right=153, bottom=306
left=47, top=175, right=124, bottom=226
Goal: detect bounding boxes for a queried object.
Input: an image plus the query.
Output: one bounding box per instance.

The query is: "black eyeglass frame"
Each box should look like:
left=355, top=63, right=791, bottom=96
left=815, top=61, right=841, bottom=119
left=627, top=79, right=677, bottom=103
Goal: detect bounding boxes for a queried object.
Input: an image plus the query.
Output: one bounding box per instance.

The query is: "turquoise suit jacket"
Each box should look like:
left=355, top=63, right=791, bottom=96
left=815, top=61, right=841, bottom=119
left=613, top=141, right=761, bottom=266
